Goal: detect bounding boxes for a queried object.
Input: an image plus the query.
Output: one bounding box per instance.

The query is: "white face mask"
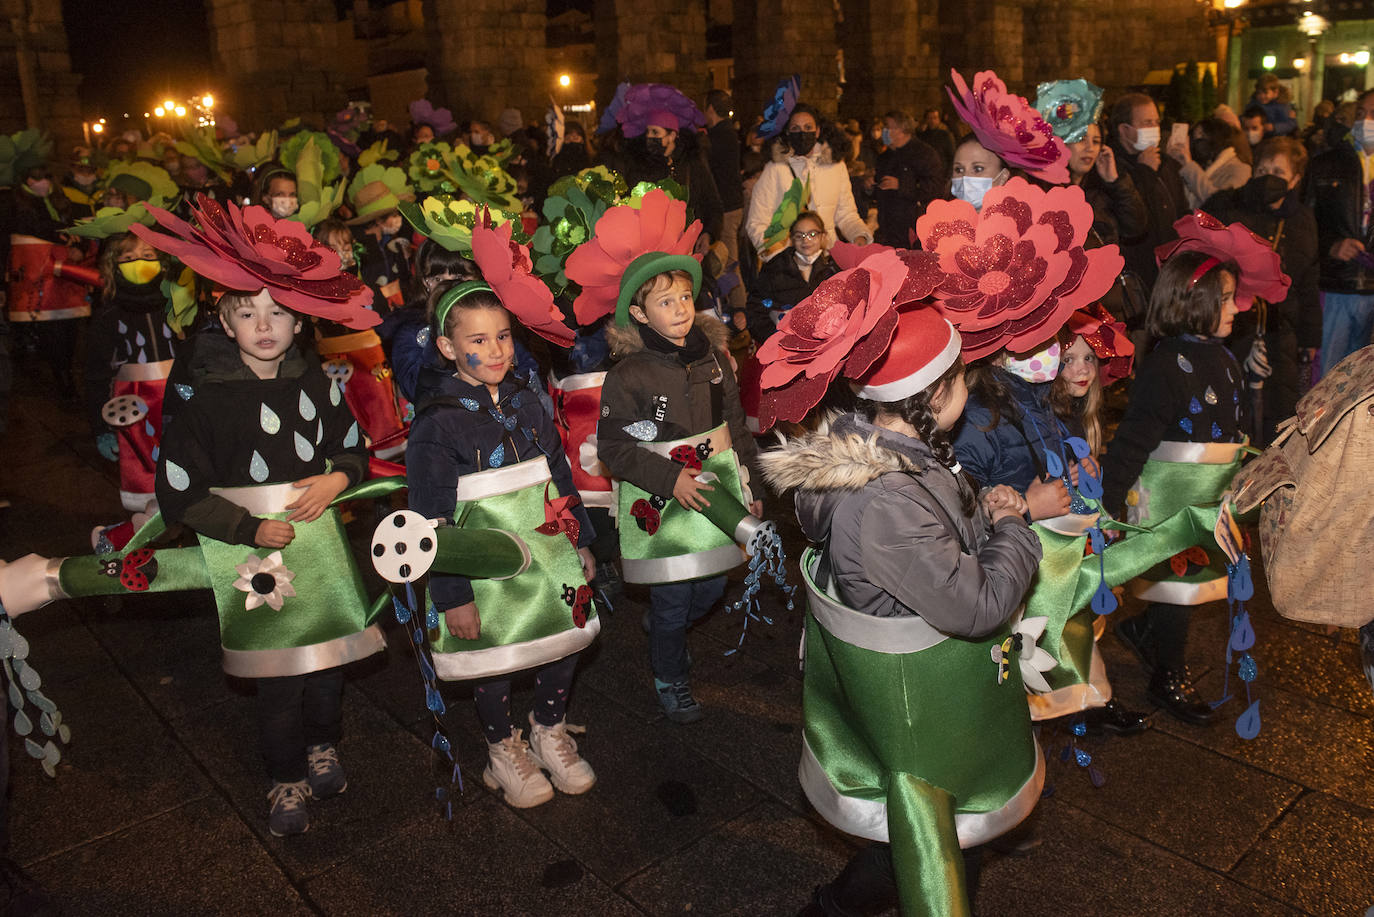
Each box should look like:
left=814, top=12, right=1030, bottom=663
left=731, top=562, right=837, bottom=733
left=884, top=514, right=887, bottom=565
left=1131, top=125, right=1161, bottom=152
left=1354, top=120, right=1374, bottom=152
left=951, top=175, right=998, bottom=210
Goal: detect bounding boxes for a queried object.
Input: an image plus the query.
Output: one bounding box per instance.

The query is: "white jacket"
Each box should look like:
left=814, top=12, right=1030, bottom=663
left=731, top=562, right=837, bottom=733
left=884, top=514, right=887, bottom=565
left=745, top=147, right=872, bottom=261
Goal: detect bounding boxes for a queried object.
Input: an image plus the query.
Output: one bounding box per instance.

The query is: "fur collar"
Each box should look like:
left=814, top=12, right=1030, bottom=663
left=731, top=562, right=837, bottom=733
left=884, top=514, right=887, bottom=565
left=605, top=311, right=730, bottom=361
left=760, top=414, right=931, bottom=493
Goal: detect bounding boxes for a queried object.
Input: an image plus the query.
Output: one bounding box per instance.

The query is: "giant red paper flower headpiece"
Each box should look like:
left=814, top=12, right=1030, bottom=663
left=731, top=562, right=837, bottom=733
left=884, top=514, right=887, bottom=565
left=470, top=212, right=575, bottom=347
left=755, top=248, right=943, bottom=429
left=130, top=194, right=378, bottom=329
left=947, top=69, right=1071, bottom=185
left=565, top=189, right=702, bottom=326
left=916, top=178, right=1123, bottom=360
left=1154, top=211, right=1291, bottom=311
left=1068, top=302, right=1134, bottom=388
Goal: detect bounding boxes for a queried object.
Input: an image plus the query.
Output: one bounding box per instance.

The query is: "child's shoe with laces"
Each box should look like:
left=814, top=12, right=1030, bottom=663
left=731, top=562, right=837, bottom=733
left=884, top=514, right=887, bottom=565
left=267, top=780, right=312, bottom=837
left=306, top=743, right=347, bottom=798
left=484, top=728, right=554, bottom=809
left=527, top=712, right=596, bottom=795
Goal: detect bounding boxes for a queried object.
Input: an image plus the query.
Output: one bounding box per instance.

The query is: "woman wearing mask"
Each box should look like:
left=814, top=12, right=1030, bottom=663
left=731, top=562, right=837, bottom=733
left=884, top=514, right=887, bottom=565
left=256, top=167, right=300, bottom=220
left=1201, top=136, right=1319, bottom=443
left=745, top=104, right=872, bottom=261
left=1168, top=117, right=1252, bottom=210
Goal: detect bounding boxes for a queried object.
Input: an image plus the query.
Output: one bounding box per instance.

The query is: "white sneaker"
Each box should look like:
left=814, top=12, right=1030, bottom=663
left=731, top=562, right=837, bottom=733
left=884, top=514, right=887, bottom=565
left=483, top=728, right=554, bottom=809
left=527, top=712, right=597, bottom=795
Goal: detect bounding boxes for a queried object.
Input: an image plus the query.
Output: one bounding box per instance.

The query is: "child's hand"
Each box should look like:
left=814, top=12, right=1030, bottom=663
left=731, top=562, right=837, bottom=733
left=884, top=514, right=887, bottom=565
left=285, top=471, right=349, bottom=523
left=578, top=547, right=595, bottom=583
left=255, top=519, right=296, bottom=548
left=445, top=602, right=481, bottom=640
left=673, top=468, right=714, bottom=511
left=982, top=485, right=1027, bottom=518
left=1025, top=477, right=1071, bottom=520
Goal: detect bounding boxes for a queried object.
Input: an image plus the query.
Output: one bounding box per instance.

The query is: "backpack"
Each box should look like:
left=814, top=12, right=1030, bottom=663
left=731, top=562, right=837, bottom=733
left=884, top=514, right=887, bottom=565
left=1231, top=344, right=1374, bottom=627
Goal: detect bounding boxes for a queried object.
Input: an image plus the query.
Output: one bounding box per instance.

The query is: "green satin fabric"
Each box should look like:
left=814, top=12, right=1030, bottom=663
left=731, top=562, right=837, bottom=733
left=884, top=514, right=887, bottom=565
left=198, top=507, right=372, bottom=652
left=617, top=447, right=748, bottom=567
left=429, top=474, right=593, bottom=657
left=800, top=551, right=1036, bottom=916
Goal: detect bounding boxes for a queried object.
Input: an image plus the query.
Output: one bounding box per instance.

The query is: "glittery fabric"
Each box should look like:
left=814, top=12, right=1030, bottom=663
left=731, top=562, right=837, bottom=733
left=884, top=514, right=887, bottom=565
left=1154, top=212, right=1291, bottom=311
left=130, top=196, right=378, bottom=329
left=915, top=178, right=1124, bottom=360
left=946, top=69, right=1071, bottom=184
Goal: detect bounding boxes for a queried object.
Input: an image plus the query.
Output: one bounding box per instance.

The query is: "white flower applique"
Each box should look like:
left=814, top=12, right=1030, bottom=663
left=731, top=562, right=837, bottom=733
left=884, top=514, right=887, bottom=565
left=233, top=551, right=297, bottom=611
left=992, top=613, right=1057, bottom=693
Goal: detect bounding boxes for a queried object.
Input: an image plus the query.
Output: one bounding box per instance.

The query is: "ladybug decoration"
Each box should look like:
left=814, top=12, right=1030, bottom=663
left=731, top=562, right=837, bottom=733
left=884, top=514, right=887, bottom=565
left=1167, top=545, right=1212, bottom=577
left=117, top=548, right=158, bottom=592
left=630, top=498, right=661, bottom=535
left=560, top=583, right=594, bottom=627
left=669, top=444, right=702, bottom=471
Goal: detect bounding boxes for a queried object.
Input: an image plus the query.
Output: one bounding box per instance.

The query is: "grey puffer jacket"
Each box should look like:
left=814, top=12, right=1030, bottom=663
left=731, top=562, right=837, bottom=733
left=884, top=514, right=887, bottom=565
left=760, top=413, right=1040, bottom=638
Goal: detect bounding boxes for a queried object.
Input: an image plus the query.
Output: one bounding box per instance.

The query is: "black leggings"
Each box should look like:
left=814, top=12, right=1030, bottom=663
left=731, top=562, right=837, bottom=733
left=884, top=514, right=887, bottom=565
left=473, top=653, right=579, bottom=742
left=256, top=667, right=344, bottom=783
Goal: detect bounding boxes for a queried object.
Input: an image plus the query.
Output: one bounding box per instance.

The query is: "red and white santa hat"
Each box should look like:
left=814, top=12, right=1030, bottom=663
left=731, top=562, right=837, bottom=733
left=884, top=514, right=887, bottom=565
left=854, top=306, right=961, bottom=403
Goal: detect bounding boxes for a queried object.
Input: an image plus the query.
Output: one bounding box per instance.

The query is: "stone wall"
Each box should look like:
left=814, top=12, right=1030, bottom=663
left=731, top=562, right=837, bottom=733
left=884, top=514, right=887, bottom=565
left=423, top=0, right=548, bottom=127
left=0, top=0, right=83, bottom=157
left=205, top=0, right=347, bottom=130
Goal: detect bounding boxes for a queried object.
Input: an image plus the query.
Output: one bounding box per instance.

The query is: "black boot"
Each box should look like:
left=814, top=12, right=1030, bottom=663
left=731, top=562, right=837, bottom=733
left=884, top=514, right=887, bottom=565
left=1147, top=667, right=1217, bottom=725
left=1081, top=699, right=1150, bottom=736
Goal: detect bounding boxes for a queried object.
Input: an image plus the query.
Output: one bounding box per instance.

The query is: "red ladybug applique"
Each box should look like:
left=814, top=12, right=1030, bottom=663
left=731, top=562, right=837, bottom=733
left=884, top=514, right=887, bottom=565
left=630, top=498, right=661, bottom=535
left=119, top=548, right=158, bottom=592
left=669, top=444, right=702, bottom=471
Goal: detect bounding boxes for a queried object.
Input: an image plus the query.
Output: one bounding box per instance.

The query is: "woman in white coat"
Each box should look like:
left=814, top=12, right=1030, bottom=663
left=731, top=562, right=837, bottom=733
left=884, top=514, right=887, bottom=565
left=745, top=104, right=872, bottom=262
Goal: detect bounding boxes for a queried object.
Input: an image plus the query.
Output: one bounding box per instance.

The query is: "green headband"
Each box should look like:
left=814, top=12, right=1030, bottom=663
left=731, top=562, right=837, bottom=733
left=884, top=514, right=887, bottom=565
left=616, top=252, right=702, bottom=326
left=433, top=280, right=494, bottom=336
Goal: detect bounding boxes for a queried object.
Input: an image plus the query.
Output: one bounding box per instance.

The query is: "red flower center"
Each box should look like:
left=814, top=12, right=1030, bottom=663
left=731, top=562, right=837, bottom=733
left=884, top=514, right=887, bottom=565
left=814, top=303, right=852, bottom=338
left=978, top=271, right=1012, bottom=295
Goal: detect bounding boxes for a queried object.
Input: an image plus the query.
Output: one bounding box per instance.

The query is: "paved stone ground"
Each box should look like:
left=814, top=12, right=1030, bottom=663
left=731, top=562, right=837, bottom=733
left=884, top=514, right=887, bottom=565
left=2, top=358, right=1371, bottom=917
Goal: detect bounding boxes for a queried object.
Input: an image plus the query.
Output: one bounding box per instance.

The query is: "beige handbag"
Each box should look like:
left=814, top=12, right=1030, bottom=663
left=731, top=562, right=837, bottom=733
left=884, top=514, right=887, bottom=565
left=1231, top=344, right=1374, bottom=627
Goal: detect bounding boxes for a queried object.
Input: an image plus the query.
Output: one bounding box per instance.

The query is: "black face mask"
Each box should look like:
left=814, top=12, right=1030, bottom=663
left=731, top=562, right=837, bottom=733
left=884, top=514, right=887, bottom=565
left=1189, top=137, right=1215, bottom=167
left=1246, top=173, right=1290, bottom=208
left=787, top=130, right=818, bottom=156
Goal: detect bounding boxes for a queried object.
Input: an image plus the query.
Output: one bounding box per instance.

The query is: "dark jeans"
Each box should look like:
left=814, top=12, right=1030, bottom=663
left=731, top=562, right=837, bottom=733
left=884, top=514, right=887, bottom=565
left=256, top=668, right=344, bottom=783
left=648, top=576, right=726, bottom=682
left=813, top=842, right=984, bottom=916
left=473, top=653, right=579, bottom=742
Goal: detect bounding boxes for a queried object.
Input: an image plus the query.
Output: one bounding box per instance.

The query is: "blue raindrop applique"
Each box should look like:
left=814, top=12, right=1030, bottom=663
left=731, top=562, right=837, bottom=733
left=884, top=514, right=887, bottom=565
left=249, top=451, right=270, bottom=483
left=1179, top=417, right=1193, bottom=435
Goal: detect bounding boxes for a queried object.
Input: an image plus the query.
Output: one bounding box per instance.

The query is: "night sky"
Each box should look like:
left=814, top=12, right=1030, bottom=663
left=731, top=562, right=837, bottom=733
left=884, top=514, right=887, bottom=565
left=61, top=0, right=212, bottom=121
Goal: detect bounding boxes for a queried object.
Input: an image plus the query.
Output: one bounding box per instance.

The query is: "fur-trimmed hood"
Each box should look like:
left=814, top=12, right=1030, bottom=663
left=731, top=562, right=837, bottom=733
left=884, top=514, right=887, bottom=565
left=761, top=412, right=939, bottom=545
left=605, top=311, right=730, bottom=360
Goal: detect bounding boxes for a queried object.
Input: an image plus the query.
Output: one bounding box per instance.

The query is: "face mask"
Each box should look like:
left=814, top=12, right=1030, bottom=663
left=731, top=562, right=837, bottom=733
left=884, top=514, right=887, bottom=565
left=951, top=174, right=999, bottom=210
left=1247, top=173, right=1290, bottom=207
left=268, top=195, right=298, bottom=219
left=118, top=259, right=162, bottom=285
left=1245, top=129, right=1263, bottom=146
left=880, top=128, right=892, bottom=147
left=1354, top=119, right=1374, bottom=152
left=787, top=130, right=818, bottom=156
left=1130, top=125, right=1160, bottom=153
left=26, top=179, right=51, bottom=197
left=1002, top=341, right=1061, bottom=383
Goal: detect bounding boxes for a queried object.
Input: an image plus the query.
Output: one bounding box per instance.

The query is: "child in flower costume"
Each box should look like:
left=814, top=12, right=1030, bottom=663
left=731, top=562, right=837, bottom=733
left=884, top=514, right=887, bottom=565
left=570, top=190, right=768, bottom=724
left=406, top=218, right=599, bottom=811
left=757, top=249, right=1043, bottom=917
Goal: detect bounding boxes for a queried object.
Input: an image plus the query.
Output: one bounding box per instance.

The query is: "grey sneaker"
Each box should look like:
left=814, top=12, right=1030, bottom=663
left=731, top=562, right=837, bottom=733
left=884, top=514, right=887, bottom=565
left=306, top=743, right=347, bottom=798
left=655, top=679, right=704, bottom=724
left=267, top=780, right=312, bottom=837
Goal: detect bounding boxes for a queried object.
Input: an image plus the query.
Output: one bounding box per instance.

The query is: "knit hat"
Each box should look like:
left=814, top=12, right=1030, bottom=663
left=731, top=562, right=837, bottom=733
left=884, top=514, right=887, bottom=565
left=855, top=308, right=962, bottom=403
